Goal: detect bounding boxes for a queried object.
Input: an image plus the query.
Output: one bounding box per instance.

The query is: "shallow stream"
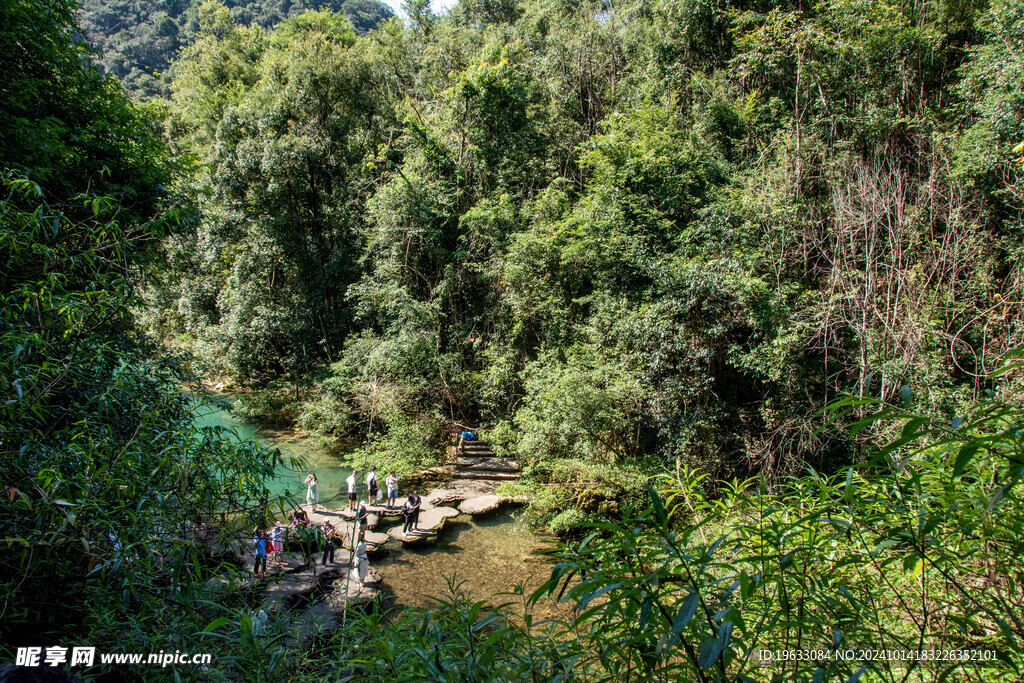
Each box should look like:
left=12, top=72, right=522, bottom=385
left=376, top=509, right=559, bottom=617
left=193, top=393, right=557, bottom=613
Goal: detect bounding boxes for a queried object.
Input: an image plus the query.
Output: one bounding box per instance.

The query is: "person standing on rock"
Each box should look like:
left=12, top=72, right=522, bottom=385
left=346, top=470, right=358, bottom=510
left=270, top=523, right=286, bottom=566
left=357, top=502, right=369, bottom=532
left=366, top=467, right=379, bottom=505
left=385, top=470, right=399, bottom=508
left=321, top=520, right=336, bottom=566
left=353, top=534, right=369, bottom=589
left=403, top=491, right=421, bottom=534
left=305, top=473, right=318, bottom=511
left=252, top=528, right=268, bottom=577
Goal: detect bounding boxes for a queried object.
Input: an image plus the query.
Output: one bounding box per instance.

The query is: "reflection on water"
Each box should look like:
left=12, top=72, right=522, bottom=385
left=377, top=509, right=561, bottom=619
left=190, top=393, right=356, bottom=508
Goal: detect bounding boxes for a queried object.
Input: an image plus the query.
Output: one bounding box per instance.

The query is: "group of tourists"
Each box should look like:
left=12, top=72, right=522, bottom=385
left=251, top=513, right=368, bottom=587
left=344, top=468, right=422, bottom=534
left=250, top=461, right=430, bottom=588
left=343, top=467, right=400, bottom=509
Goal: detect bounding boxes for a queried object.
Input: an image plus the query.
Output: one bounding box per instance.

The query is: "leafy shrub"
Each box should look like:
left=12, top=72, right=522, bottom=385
left=524, top=394, right=1024, bottom=681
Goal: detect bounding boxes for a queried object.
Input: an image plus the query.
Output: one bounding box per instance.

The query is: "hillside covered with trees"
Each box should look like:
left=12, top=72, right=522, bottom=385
left=148, top=0, right=1024, bottom=522
left=78, top=0, right=395, bottom=95
left=5, top=0, right=1024, bottom=678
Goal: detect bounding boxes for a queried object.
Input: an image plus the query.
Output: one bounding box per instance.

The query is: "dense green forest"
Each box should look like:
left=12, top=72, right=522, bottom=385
left=78, top=0, right=395, bottom=95
left=148, top=0, right=1024, bottom=522
left=4, top=0, right=1024, bottom=678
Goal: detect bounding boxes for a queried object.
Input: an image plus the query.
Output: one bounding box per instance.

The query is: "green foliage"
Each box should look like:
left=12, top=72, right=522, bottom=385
left=11, top=0, right=1024, bottom=677
left=0, top=0, right=170, bottom=205
left=298, top=579, right=570, bottom=681
left=78, top=0, right=396, bottom=97
left=297, top=392, right=1024, bottom=681
left=296, top=331, right=456, bottom=474
left=0, top=0, right=287, bottom=664
left=0, top=176, right=285, bottom=658
left=151, top=0, right=1024, bottom=509
left=523, top=395, right=1024, bottom=680
left=155, top=4, right=396, bottom=382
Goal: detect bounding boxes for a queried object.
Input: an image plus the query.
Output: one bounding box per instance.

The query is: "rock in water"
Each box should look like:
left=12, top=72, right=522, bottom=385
left=458, top=495, right=506, bottom=515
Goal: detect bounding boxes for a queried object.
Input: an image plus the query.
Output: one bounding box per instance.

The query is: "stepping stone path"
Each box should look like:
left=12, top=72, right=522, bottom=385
left=442, top=433, right=522, bottom=516
left=220, top=428, right=522, bottom=643
left=386, top=506, right=460, bottom=545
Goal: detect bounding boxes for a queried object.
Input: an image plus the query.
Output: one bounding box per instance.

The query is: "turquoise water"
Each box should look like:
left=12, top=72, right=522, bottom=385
left=191, top=393, right=356, bottom=508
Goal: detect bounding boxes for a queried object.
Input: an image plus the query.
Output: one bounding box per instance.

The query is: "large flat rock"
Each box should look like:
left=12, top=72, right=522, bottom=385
left=260, top=566, right=345, bottom=613
left=365, top=503, right=405, bottom=517
left=421, top=506, right=460, bottom=526
left=457, top=458, right=521, bottom=472
left=325, top=576, right=381, bottom=607
left=450, top=470, right=520, bottom=481
left=427, top=491, right=467, bottom=507
left=387, top=526, right=435, bottom=545
left=384, top=505, right=459, bottom=545
left=336, top=509, right=381, bottom=529
left=458, top=495, right=508, bottom=515
left=428, top=478, right=501, bottom=501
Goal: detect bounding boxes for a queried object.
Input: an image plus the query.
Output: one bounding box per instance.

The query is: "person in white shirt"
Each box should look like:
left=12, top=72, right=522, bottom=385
left=385, top=470, right=399, bottom=508
left=346, top=470, right=358, bottom=510
left=353, top=535, right=369, bottom=589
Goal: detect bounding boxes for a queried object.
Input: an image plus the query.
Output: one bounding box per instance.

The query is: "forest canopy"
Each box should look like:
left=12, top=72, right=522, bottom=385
left=78, top=0, right=395, bottom=96
left=147, top=0, right=1024, bottom=502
